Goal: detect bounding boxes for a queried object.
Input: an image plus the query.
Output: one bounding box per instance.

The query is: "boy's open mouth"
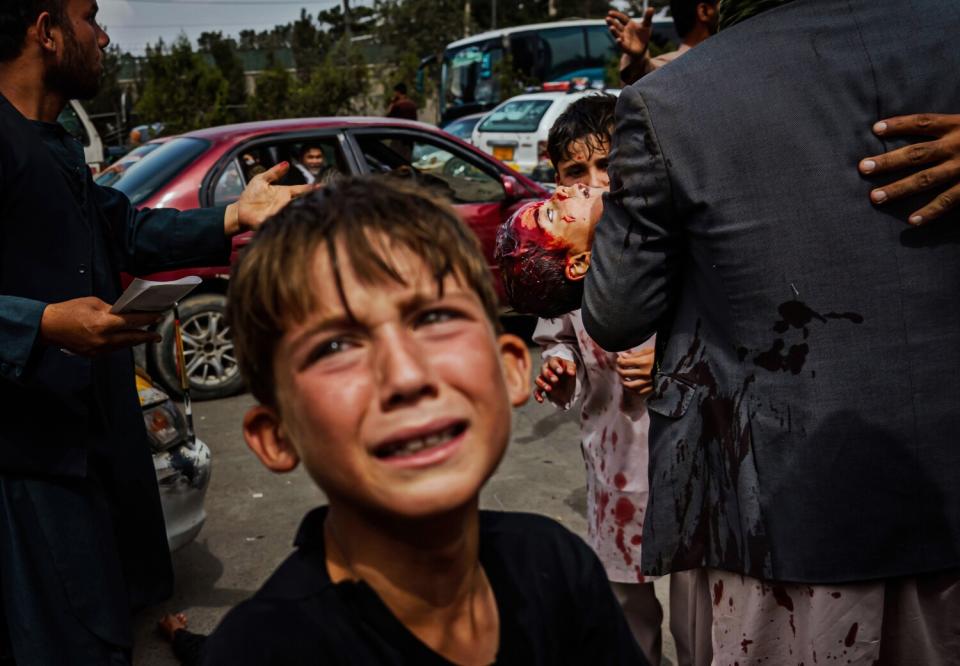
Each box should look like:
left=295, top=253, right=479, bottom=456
left=373, top=422, right=468, bottom=460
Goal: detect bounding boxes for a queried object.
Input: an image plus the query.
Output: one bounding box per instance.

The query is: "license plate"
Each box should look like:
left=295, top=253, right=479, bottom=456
left=492, top=145, right=515, bottom=161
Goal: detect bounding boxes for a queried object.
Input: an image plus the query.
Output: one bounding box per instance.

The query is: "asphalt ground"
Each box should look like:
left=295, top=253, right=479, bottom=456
left=133, top=336, right=677, bottom=664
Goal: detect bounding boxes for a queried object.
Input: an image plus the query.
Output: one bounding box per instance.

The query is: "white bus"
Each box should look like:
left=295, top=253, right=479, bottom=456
left=431, top=15, right=676, bottom=125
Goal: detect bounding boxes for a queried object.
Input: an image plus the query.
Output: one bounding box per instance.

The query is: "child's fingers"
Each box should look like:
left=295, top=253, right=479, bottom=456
left=538, top=363, right=559, bottom=383
left=548, top=357, right=576, bottom=375
left=535, top=376, right=554, bottom=392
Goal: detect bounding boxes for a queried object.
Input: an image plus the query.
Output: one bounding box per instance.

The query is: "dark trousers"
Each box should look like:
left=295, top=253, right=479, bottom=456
left=0, top=472, right=133, bottom=665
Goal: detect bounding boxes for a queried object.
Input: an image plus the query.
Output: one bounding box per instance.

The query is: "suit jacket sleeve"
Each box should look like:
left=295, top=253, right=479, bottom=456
left=93, top=183, right=233, bottom=276
left=582, top=84, right=681, bottom=351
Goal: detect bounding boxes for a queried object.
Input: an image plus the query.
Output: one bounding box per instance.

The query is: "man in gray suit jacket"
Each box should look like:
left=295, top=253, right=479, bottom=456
left=584, top=0, right=960, bottom=661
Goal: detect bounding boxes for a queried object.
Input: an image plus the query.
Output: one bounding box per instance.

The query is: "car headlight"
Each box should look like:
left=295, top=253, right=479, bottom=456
left=143, top=401, right=187, bottom=452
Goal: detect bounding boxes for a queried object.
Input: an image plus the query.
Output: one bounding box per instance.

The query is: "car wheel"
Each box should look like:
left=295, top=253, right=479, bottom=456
left=148, top=293, right=245, bottom=401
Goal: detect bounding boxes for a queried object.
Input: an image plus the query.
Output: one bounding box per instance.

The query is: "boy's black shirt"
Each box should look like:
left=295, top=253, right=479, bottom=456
left=201, top=507, right=647, bottom=665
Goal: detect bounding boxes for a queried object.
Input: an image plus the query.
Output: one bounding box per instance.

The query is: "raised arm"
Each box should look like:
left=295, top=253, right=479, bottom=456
left=606, top=8, right=657, bottom=85
left=96, top=162, right=316, bottom=275
left=582, top=85, right=680, bottom=351
left=532, top=314, right=584, bottom=407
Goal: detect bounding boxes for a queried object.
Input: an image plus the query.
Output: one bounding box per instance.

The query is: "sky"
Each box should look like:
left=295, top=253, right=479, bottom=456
left=98, top=0, right=369, bottom=55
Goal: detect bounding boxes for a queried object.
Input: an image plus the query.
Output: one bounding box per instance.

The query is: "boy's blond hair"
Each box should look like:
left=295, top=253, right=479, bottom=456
left=227, top=176, right=502, bottom=406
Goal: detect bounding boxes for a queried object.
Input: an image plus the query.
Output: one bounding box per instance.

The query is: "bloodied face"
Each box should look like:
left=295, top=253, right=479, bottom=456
left=512, top=184, right=605, bottom=275
left=243, top=237, right=531, bottom=519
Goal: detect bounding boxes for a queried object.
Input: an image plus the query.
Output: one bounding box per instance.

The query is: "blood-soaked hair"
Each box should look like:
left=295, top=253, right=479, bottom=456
left=0, top=0, right=65, bottom=61
left=494, top=201, right=583, bottom=318
left=228, top=176, right=502, bottom=407
left=546, top=93, right=617, bottom=170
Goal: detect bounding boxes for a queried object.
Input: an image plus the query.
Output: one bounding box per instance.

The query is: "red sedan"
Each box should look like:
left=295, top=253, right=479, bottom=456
left=108, top=117, right=547, bottom=400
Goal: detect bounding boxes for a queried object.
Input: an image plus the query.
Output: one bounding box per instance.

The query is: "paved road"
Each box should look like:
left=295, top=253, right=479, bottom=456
left=133, top=344, right=677, bottom=664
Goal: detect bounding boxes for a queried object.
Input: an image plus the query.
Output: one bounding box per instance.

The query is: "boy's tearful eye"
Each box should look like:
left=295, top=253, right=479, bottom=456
left=415, top=308, right=464, bottom=329
left=302, top=337, right=356, bottom=369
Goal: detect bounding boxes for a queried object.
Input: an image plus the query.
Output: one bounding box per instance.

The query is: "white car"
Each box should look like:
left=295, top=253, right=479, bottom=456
left=137, top=369, right=212, bottom=551
left=471, top=88, right=620, bottom=180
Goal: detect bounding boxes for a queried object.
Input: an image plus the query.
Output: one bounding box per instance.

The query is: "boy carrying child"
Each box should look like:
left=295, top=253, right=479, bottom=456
left=496, top=94, right=711, bottom=666
left=198, top=177, right=649, bottom=665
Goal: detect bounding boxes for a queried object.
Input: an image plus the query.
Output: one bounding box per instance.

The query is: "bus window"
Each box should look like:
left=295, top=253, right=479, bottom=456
left=585, top=24, right=617, bottom=66
left=539, top=27, right=587, bottom=80
left=441, top=39, right=503, bottom=113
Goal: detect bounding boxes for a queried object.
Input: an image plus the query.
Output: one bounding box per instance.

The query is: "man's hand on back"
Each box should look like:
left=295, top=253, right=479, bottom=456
left=224, top=161, right=319, bottom=235
left=859, top=113, right=960, bottom=225
left=39, top=297, right=162, bottom=356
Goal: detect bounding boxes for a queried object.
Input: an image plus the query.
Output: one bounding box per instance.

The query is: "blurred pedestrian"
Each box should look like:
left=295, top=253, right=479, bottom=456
left=386, top=82, right=417, bottom=121
left=607, top=0, right=718, bottom=85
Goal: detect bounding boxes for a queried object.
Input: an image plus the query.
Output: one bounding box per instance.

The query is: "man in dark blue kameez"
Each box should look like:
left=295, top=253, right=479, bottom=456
left=0, top=2, right=312, bottom=663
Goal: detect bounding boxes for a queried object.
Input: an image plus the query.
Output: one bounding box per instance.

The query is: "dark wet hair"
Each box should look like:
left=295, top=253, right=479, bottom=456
left=494, top=204, right=583, bottom=319
left=228, top=176, right=502, bottom=406
left=0, top=0, right=64, bottom=61
left=671, top=0, right=718, bottom=38
left=546, top=93, right=617, bottom=170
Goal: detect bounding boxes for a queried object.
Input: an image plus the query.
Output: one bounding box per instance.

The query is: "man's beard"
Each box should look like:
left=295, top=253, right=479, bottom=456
left=45, top=25, right=101, bottom=100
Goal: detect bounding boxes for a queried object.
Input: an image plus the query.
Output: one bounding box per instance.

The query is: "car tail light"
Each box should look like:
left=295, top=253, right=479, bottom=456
left=143, top=401, right=187, bottom=452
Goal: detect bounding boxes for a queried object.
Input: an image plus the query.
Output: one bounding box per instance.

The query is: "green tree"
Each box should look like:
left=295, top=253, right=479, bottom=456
left=197, top=31, right=248, bottom=121
left=249, top=62, right=296, bottom=120
left=375, top=0, right=464, bottom=61
left=291, top=36, right=369, bottom=117
left=135, top=36, right=230, bottom=133
left=290, top=10, right=328, bottom=83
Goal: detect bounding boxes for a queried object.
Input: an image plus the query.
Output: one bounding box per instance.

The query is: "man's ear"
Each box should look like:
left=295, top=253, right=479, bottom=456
left=498, top=333, right=531, bottom=407
left=243, top=405, right=300, bottom=473
left=564, top=251, right=592, bottom=281
left=34, top=12, right=58, bottom=53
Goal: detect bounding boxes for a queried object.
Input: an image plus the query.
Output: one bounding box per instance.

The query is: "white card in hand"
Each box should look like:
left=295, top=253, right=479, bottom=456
left=110, top=276, right=202, bottom=314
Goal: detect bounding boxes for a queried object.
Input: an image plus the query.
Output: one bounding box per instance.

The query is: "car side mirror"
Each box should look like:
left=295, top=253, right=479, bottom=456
left=501, top=174, right=521, bottom=199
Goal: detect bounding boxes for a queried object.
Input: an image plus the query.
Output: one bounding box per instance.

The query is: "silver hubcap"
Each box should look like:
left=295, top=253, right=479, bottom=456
left=179, top=310, right=238, bottom=388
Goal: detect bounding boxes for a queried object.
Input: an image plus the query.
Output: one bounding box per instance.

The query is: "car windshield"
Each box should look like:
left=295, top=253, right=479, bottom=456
left=443, top=116, right=481, bottom=141
left=477, top=99, right=553, bottom=133
left=94, top=143, right=165, bottom=187
left=108, top=137, right=210, bottom=205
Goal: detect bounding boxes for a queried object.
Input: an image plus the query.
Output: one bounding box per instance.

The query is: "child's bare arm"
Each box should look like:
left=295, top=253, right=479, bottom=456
left=532, top=315, right=583, bottom=406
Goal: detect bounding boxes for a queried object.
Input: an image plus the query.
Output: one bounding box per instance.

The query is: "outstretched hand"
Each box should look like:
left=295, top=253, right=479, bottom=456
left=225, top=161, right=319, bottom=235
left=859, top=113, right=960, bottom=225
left=606, top=7, right=655, bottom=58
left=534, top=357, right=577, bottom=405
left=39, top=297, right=162, bottom=356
